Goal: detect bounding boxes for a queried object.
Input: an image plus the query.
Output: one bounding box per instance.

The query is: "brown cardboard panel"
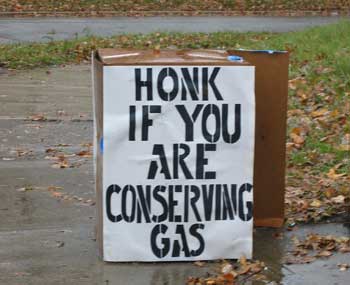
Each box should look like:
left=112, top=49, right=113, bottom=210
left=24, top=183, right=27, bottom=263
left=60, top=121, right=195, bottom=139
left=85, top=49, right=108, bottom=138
left=96, top=49, right=251, bottom=66
left=92, top=52, right=104, bottom=256
left=254, top=218, right=284, bottom=228
left=228, top=50, right=289, bottom=228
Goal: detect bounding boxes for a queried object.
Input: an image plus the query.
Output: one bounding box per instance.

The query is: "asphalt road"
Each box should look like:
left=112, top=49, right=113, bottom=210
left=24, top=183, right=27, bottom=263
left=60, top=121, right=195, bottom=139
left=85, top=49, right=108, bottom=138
left=0, top=16, right=346, bottom=43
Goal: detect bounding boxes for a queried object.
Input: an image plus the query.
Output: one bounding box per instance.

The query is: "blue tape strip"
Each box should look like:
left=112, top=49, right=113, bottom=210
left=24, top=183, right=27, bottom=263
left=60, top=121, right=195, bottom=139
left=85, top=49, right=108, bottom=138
left=100, top=137, right=103, bottom=154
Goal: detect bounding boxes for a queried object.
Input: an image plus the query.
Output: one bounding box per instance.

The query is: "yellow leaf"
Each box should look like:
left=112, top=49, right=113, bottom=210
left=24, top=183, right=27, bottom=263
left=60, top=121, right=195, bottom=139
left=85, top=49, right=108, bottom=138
left=310, top=200, right=322, bottom=208
left=327, top=168, right=346, bottom=180
left=311, top=108, right=328, bottom=118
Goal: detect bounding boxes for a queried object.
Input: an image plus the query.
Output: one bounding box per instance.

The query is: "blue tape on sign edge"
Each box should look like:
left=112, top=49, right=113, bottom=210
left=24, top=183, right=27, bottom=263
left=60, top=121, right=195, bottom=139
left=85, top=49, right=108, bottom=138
left=100, top=137, right=103, bottom=154
left=236, top=48, right=287, bottom=54
left=227, top=55, right=244, bottom=62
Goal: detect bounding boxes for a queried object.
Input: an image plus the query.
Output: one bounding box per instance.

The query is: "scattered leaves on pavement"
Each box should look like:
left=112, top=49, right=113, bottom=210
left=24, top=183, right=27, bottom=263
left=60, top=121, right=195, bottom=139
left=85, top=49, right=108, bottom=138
left=285, top=234, right=350, bottom=265
left=16, top=184, right=95, bottom=206
left=187, top=258, right=267, bottom=285
left=0, top=0, right=349, bottom=17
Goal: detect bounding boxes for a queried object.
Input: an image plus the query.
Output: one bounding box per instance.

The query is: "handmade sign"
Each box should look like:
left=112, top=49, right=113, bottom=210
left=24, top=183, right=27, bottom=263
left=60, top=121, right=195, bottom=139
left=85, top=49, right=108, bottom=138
left=93, top=50, right=255, bottom=262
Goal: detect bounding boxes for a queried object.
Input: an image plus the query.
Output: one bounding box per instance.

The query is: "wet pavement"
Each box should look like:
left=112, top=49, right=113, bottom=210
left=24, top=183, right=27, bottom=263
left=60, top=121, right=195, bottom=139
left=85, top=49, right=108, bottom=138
left=0, top=16, right=348, bottom=44
left=0, top=65, right=349, bottom=284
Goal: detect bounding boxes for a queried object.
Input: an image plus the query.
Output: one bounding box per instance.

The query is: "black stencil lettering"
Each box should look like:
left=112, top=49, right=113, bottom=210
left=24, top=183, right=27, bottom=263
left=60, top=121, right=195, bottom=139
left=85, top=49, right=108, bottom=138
left=174, top=185, right=183, bottom=222
left=190, top=185, right=202, bottom=221
left=184, top=185, right=189, bottom=222
left=181, top=67, right=199, bottom=100
left=222, top=184, right=234, bottom=220
left=178, top=144, right=194, bottom=179
left=239, top=183, right=253, bottom=221
left=152, top=185, right=168, bottom=223
left=202, top=68, right=208, bottom=101
left=135, top=185, right=151, bottom=223
left=202, top=67, right=223, bottom=101
left=189, top=224, right=205, bottom=256
left=208, top=67, right=223, bottom=100
left=157, top=68, right=179, bottom=101
left=172, top=239, right=181, bottom=257
left=151, top=224, right=170, bottom=258
left=142, top=105, right=161, bottom=141
left=135, top=68, right=152, bottom=101
left=202, top=184, right=214, bottom=221
left=215, top=184, right=222, bottom=220
left=202, top=104, right=221, bottom=143
left=172, top=224, right=190, bottom=257
left=222, top=104, right=241, bottom=144
left=196, top=144, right=216, bottom=179
left=129, top=105, right=136, bottom=141
left=230, top=184, right=238, bottom=216
left=147, top=144, right=171, bottom=179
left=106, top=184, right=122, bottom=222
left=168, top=186, right=177, bottom=222
left=173, top=144, right=179, bottom=179
left=175, top=104, right=203, bottom=141
left=121, top=185, right=136, bottom=222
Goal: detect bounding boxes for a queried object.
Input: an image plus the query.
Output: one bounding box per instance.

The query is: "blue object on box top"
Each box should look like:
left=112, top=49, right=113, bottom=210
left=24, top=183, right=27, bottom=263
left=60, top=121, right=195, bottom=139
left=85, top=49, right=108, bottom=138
left=227, top=55, right=244, bottom=62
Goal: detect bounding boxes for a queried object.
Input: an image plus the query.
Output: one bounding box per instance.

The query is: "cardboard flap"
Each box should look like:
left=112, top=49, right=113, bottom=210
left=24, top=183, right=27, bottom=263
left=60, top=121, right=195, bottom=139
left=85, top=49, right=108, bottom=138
left=96, top=49, right=251, bottom=66
left=227, top=49, right=289, bottom=228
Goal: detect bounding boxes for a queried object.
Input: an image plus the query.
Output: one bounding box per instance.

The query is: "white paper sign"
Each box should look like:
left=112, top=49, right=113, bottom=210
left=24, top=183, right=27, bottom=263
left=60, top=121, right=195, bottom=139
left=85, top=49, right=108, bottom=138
left=103, top=65, right=255, bottom=262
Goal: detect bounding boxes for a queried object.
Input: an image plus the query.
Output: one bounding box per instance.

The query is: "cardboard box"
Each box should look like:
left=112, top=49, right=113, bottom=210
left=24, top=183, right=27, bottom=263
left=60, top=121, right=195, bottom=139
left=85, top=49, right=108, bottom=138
left=92, top=49, right=256, bottom=261
left=227, top=49, right=289, bottom=228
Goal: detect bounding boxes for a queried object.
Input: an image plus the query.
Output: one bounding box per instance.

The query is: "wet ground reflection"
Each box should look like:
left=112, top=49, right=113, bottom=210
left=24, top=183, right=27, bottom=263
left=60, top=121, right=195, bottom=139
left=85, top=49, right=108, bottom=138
left=96, top=223, right=350, bottom=285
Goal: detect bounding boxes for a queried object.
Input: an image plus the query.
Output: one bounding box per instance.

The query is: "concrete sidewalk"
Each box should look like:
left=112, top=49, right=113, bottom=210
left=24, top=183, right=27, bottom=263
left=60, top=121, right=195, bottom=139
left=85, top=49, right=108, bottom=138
left=0, top=16, right=347, bottom=44
left=0, top=66, right=349, bottom=285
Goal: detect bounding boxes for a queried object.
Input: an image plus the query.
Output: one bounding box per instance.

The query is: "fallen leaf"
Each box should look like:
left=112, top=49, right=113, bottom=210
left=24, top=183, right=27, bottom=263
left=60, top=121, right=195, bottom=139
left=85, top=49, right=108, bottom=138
left=285, top=255, right=316, bottom=264
left=310, top=200, right=322, bottom=208
left=331, top=195, right=345, bottom=204
left=324, top=188, right=336, bottom=198
left=51, top=192, right=63, bottom=198
left=29, top=114, right=46, bottom=121
left=16, top=186, right=33, bottom=192
left=338, top=264, right=349, bottom=271
left=194, top=261, right=205, bottom=267
left=2, top=157, right=15, bottom=161
left=47, top=186, right=63, bottom=191
left=56, top=241, right=65, bottom=248
left=290, top=133, right=305, bottom=144
left=339, top=246, right=350, bottom=253
left=51, top=160, right=69, bottom=168
left=76, top=150, right=92, bottom=157
left=311, top=108, right=328, bottom=118
left=221, top=263, right=233, bottom=274
left=316, top=250, right=333, bottom=257
left=327, top=168, right=346, bottom=180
